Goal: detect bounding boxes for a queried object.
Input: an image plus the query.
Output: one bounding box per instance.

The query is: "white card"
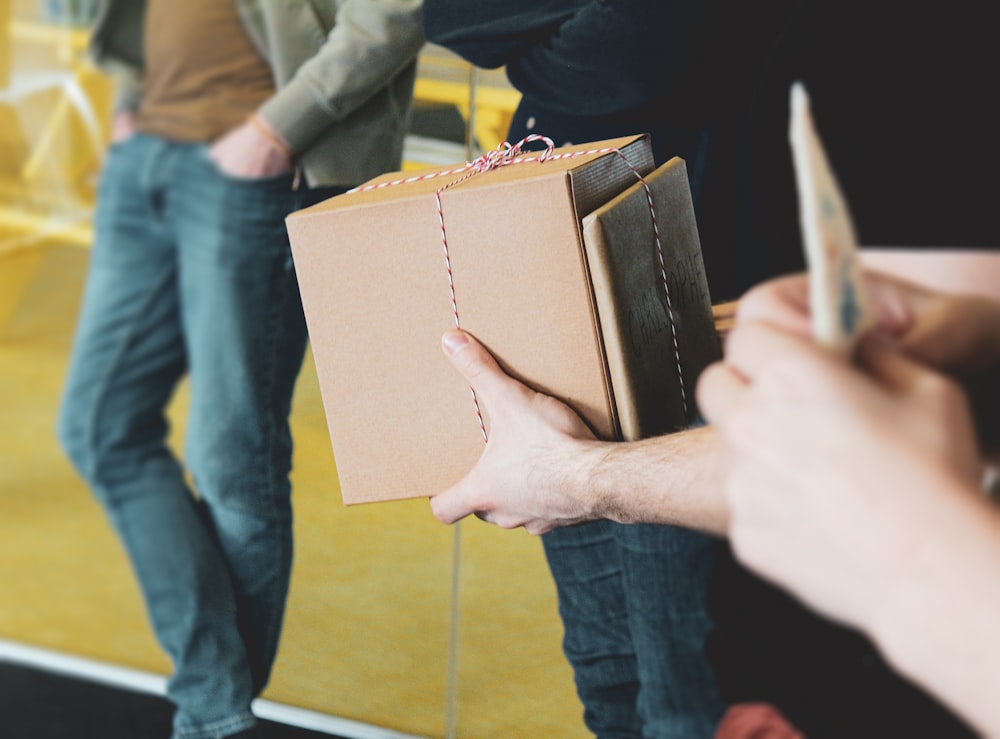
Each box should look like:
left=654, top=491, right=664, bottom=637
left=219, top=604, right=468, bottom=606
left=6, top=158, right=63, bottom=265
left=789, top=82, right=871, bottom=356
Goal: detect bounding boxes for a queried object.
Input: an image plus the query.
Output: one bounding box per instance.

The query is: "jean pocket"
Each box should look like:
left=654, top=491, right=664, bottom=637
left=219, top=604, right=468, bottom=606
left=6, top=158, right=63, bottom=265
left=199, top=146, right=296, bottom=188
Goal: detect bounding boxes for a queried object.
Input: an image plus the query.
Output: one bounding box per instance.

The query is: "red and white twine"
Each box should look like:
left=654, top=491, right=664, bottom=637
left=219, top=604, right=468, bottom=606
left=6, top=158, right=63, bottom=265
left=350, top=134, right=689, bottom=441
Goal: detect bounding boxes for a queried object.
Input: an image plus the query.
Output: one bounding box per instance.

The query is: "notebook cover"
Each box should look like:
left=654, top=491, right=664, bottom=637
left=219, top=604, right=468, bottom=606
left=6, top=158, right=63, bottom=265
left=581, top=158, right=721, bottom=440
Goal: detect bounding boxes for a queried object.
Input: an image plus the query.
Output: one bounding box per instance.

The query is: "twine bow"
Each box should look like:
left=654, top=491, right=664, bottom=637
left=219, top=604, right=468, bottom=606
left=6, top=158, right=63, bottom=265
left=469, top=134, right=555, bottom=173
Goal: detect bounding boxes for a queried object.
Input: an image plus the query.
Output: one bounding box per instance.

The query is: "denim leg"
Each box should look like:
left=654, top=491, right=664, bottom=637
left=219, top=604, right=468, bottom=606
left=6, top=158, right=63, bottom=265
left=168, top=147, right=312, bottom=713
left=541, top=522, right=644, bottom=739
left=616, top=524, right=723, bottom=739
left=57, top=136, right=256, bottom=739
left=543, top=520, right=722, bottom=739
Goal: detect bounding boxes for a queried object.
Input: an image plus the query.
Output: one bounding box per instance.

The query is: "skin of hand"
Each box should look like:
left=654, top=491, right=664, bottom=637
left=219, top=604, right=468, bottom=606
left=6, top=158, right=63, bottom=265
left=111, top=111, right=137, bottom=144
left=430, top=329, right=605, bottom=533
left=698, top=318, right=1000, bottom=736
left=429, top=329, right=729, bottom=534
left=737, top=270, right=1000, bottom=376
left=737, top=270, right=1000, bottom=455
left=697, top=322, right=983, bottom=628
left=112, top=110, right=293, bottom=179
left=208, top=114, right=294, bottom=179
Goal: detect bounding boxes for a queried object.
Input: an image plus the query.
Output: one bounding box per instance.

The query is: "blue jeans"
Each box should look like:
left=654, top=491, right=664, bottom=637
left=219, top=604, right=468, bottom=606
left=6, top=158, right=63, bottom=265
left=57, top=133, right=340, bottom=739
left=543, top=522, right=723, bottom=738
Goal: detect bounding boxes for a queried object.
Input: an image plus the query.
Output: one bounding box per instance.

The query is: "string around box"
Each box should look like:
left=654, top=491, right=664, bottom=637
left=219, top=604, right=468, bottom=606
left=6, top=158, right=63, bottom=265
left=352, top=134, right=689, bottom=440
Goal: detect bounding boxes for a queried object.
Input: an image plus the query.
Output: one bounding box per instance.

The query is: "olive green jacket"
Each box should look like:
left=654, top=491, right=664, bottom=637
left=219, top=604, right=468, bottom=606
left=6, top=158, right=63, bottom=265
left=89, top=0, right=424, bottom=187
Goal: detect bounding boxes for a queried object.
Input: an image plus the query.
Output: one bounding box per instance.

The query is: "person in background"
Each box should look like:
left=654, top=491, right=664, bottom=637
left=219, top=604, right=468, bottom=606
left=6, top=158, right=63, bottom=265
left=421, top=2, right=764, bottom=734
left=429, top=0, right=1000, bottom=736
left=56, top=2, right=423, bottom=738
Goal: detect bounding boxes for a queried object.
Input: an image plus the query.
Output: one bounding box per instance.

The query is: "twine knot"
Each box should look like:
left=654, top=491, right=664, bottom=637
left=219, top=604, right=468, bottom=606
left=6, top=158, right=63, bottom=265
left=469, top=135, right=555, bottom=174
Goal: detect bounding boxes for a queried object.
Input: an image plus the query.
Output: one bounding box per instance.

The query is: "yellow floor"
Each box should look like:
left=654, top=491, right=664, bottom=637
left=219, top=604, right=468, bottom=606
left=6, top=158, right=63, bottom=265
left=0, top=241, right=588, bottom=738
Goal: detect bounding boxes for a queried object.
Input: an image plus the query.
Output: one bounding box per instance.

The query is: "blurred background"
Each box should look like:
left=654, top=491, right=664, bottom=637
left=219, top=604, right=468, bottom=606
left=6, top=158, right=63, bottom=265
left=0, top=1, right=589, bottom=736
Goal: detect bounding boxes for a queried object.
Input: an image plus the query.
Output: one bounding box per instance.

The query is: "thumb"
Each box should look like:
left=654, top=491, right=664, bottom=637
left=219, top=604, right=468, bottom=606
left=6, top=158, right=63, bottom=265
left=441, top=329, right=531, bottom=413
left=429, top=477, right=478, bottom=525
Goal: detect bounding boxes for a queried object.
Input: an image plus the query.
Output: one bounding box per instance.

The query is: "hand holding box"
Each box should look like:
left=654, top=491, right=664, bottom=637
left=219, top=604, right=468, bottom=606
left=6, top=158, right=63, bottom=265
left=286, top=135, right=719, bottom=504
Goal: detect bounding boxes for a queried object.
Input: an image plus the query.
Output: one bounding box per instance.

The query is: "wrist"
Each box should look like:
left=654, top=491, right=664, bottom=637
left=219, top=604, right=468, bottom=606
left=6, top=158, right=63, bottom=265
left=869, top=475, right=999, bottom=669
left=577, top=440, right=616, bottom=521
left=585, top=425, right=728, bottom=533
left=248, top=112, right=293, bottom=160
left=868, top=486, right=1000, bottom=735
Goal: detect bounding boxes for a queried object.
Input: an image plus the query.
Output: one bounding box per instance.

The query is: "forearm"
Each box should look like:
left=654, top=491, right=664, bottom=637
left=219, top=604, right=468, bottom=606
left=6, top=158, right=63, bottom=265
left=871, top=478, right=1000, bottom=736
left=586, top=424, right=729, bottom=535
left=258, top=0, right=423, bottom=155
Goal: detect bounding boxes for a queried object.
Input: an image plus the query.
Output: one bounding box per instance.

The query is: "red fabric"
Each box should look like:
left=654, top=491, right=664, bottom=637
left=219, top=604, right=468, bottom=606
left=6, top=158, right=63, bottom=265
left=715, top=703, right=807, bottom=739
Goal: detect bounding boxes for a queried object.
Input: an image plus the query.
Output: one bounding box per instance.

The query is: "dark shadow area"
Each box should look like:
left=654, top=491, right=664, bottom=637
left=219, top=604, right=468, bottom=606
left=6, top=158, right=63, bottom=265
left=0, top=661, right=346, bottom=738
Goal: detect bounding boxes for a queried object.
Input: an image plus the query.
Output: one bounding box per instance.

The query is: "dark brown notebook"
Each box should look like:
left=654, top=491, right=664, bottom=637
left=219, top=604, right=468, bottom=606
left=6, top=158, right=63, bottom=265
left=581, top=157, right=721, bottom=440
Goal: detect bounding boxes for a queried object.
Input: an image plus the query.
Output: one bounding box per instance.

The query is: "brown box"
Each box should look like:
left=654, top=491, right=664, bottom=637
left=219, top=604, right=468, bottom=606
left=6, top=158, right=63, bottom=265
left=286, top=135, right=719, bottom=504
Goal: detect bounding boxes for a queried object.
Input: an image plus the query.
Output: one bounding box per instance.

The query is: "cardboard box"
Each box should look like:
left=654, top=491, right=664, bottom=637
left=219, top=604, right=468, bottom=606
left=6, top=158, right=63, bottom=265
left=286, top=135, right=719, bottom=504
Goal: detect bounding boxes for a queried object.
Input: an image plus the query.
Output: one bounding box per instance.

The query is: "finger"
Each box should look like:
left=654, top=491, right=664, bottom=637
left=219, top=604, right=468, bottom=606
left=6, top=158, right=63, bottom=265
left=736, top=274, right=812, bottom=335
left=857, top=336, right=946, bottom=394
left=441, top=329, right=534, bottom=414
left=696, top=361, right=748, bottom=426
left=429, top=483, right=478, bottom=525
left=723, top=320, right=825, bottom=382
left=861, top=269, right=934, bottom=337
left=864, top=275, right=916, bottom=337
left=894, top=295, right=998, bottom=372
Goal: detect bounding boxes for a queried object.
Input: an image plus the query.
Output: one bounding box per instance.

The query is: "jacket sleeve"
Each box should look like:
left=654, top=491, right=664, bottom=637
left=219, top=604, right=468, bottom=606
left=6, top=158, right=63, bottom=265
left=426, top=0, right=700, bottom=117
left=423, top=0, right=580, bottom=69
left=257, top=0, right=425, bottom=156
left=507, top=0, right=700, bottom=116
left=86, top=0, right=147, bottom=114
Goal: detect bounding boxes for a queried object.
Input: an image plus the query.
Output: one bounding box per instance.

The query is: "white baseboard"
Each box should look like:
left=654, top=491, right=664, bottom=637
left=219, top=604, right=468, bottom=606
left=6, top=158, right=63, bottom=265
left=0, top=639, right=428, bottom=739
